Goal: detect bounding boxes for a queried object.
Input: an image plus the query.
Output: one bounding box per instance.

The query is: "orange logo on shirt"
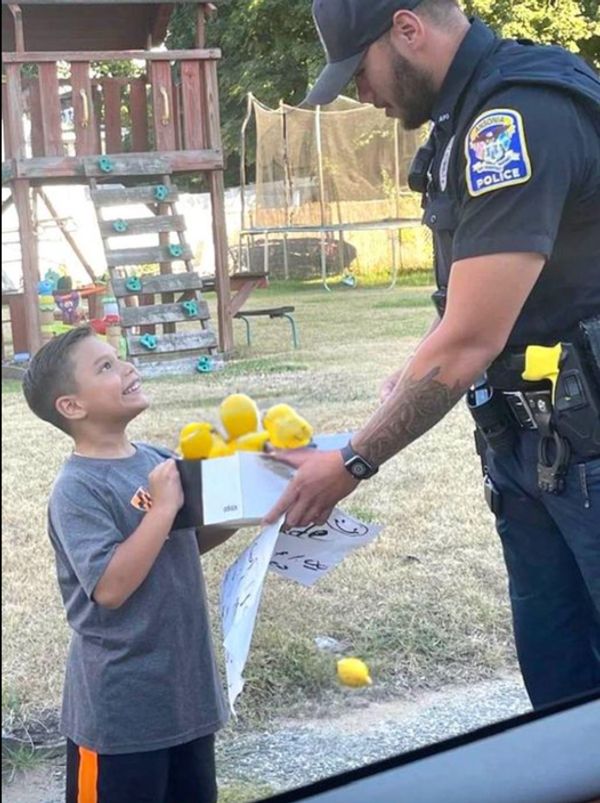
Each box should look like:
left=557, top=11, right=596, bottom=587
left=130, top=487, right=153, bottom=511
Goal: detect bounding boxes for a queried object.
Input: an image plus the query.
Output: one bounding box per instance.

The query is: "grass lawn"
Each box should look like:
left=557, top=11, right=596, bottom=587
left=1, top=278, right=516, bottom=733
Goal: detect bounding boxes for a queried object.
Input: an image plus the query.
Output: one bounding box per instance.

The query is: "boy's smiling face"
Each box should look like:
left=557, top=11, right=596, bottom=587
left=56, top=335, right=149, bottom=428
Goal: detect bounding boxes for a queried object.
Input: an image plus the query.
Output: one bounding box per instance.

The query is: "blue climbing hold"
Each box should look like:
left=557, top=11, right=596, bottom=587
left=168, top=243, right=184, bottom=258
left=196, top=356, right=212, bottom=373
left=112, top=219, right=129, bottom=233
left=125, top=276, right=142, bottom=292
left=139, top=334, right=158, bottom=351
left=98, top=156, right=114, bottom=174
left=37, top=279, right=55, bottom=295
left=154, top=184, right=169, bottom=202
left=182, top=299, right=198, bottom=317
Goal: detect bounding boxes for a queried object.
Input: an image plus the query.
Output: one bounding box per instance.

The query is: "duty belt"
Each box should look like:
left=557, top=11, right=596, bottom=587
left=502, top=389, right=552, bottom=431
left=501, top=388, right=570, bottom=494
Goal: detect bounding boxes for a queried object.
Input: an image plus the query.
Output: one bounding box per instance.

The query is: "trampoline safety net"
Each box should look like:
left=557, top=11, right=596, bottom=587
left=239, top=94, right=432, bottom=282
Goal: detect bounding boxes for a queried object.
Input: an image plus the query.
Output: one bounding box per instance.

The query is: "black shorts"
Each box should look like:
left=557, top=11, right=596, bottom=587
left=66, top=734, right=217, bottom=803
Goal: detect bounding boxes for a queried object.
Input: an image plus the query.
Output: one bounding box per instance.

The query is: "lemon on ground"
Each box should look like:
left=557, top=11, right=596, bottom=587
left=336, top=657, right=372, bottom=687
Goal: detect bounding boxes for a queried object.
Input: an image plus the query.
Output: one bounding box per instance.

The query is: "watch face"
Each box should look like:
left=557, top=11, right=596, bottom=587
left=349, top=457, right=369, bottom=478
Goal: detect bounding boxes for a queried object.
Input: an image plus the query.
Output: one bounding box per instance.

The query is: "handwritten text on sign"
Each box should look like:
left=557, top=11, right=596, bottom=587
left=269, top=510, right=382, bottom=586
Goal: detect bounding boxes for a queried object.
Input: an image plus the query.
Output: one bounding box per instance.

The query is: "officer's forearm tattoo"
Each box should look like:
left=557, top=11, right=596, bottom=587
left=354, top=366, right=465, bottom=467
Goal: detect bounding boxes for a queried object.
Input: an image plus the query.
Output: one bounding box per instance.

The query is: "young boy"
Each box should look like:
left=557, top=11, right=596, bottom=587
left=22, top=325, right=233, bottom=803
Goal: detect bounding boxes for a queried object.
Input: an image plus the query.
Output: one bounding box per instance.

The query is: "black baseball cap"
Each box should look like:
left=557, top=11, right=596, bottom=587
left=305, top=0, right=422, bottom=105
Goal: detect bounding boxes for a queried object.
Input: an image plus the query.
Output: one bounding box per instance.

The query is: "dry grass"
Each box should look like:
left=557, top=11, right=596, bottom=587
left=1, top=281, right=516, bottom=728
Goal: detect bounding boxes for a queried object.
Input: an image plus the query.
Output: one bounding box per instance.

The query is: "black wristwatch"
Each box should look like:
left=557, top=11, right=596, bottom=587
left=340, top=443, right=378, bottom=480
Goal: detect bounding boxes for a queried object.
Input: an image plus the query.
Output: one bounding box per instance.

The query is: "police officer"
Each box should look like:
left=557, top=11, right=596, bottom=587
left=265, top=0, right=600, bottom=709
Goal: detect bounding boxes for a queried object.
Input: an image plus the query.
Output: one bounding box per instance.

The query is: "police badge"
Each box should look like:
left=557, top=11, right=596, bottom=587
left=464, top=108, right=532, bottom=197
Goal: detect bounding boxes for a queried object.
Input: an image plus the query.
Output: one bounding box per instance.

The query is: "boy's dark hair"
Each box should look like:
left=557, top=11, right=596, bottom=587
left=22, top=325, right=94, bottom=433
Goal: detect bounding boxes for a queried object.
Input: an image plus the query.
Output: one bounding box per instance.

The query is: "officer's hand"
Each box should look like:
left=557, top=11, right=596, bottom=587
left=149, top=459, right=184, bottom=515
left=263, top=450, right=358, bottom=528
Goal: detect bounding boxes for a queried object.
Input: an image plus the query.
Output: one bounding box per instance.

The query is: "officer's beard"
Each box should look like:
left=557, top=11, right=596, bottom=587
left=391, top=51, right=438, bottom=130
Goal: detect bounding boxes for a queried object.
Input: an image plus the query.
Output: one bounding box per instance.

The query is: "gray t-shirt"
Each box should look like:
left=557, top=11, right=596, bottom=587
left=48, top=443, right=228, bottom=754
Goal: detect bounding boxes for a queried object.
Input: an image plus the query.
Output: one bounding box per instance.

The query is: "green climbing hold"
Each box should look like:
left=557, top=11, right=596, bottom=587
left=182, top=299, right=198, bottom=317
left=168, top=243, right=184, bottom=258
left=112, top=219, right=129, bottom=233
left=154, top=184, right=169, bottom=202
left=98, top=156, right=114, bottom=174
left=196, top=356, right=212, bottom=373
left=125, top=276, right=142, bottom=292
left=139, top=334, right=158, bottom=351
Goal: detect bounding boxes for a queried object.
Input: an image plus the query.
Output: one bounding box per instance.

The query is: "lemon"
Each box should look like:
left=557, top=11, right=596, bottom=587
left=219, top=394, right=260, bottom=440
left=262, top=403, right=296, bottom=428
left=233, top=431, right=270, bottom=452
left=179, top=422, right=214, bottom=460
left=336, top=657, right=372, bottom=688
left=263, top=404, right=313, bottom=449
left=209, top=432, right=235, bottom=459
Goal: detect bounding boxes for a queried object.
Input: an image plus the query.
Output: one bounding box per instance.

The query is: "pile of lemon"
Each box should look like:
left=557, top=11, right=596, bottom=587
left=179, top=393, right=314, bottom=460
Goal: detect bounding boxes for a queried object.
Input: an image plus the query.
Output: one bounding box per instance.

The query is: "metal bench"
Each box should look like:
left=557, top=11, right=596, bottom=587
left=234, top=306, right=299, bottom=348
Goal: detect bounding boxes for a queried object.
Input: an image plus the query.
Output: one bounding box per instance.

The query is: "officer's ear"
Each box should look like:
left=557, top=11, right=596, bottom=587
left=390, top=10, right=425, bottom=49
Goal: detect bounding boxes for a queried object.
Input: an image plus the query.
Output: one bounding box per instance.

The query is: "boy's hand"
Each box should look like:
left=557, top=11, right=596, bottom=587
left=149, top=459, right=184, bottom=514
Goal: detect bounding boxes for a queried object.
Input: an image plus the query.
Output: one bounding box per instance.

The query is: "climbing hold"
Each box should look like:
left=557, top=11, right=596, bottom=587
left=154, top=184, right=169, bottom=202
left=139, top=334, right=158, bottom=351
left=168, top=243, right=184, bottom=258
left=37, top=279, right=55, bottom=295
left=38, top=295, right=56, bottom=311
left=56, top=275, right=73, bottom=292
left=196, top=356, right=213, bottom=373
left=182, top=299, right=198, bottom=317
left=125, top=276, right=142, bottom=293
left=112, top=219, right=129, bottom=233
left=98, top=156, right=114, bottom=174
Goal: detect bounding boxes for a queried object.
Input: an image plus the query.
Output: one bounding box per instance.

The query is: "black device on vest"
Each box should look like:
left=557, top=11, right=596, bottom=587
left=408, top=135, right=435, bottom=195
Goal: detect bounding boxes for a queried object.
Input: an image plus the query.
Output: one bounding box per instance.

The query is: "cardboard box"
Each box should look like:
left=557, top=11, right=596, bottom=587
left=175, top=452, right=292, bottom=529
left=202, top=452, right=295, bottom=526
left=174, top=431, right=353, bottom=531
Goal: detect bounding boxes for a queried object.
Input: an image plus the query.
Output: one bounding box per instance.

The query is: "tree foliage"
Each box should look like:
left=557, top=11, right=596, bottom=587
left=167, top=0, right=599, bottom=187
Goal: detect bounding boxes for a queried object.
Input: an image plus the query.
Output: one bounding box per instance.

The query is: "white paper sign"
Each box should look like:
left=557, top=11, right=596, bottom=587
left=220, top=508, right=382, bottom=711
left=220, top=517, right=284, bottom=713
left=269, top=509, right=382, bottom=586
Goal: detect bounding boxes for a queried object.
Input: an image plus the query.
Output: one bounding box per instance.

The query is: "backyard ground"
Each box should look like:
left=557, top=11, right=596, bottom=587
left=2, top=278, right=520, bottom=800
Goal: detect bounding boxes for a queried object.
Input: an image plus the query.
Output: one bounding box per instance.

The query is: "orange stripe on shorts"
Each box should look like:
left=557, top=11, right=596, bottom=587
left=77, top=746, right=98, bottom=803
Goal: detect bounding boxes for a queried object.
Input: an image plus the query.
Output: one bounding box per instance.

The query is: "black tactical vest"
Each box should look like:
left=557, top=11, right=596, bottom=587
left=414, top=23, right=600, bottom=346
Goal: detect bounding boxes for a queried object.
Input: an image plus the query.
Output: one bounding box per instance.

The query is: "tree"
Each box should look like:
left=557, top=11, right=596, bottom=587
left=167, top=0, right=321, bottom=185
left=464, top=0, right=599, bottom=66
left=167, top=0, right=599, bottom=188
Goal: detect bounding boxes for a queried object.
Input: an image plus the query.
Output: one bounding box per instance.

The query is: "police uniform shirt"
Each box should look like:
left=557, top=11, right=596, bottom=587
left=427, top=20, right=600, bottom=347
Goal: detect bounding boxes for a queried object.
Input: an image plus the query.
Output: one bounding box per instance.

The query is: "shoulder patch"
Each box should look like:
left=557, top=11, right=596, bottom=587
left=464, top=108, right=532, bottom=197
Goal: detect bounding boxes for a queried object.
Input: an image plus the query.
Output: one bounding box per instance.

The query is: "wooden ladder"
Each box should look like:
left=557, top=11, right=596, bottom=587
left=85, top=156, right=217, bottom=372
